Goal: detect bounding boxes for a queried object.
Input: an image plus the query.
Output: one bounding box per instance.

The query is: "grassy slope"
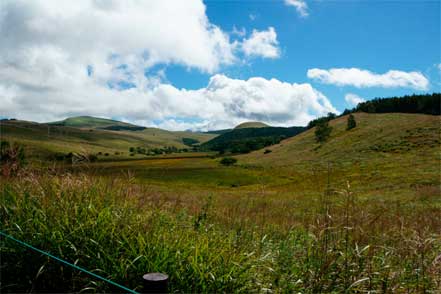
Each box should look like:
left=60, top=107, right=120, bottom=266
left=234, top=121, right=269, bottom=129
left=239, top=112, right=440, bottom=196
left=1, top=112, right=441, bottom=292
left=49, top=116, right=137, bottom=128
left=0, top=120, right=216, bottom=159
left=241, top=113, right=439, bottom=164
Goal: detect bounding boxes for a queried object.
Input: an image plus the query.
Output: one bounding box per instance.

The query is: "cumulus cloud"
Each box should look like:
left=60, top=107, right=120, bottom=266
left=344, top=93, right=365, bottom=107
left=1, top=72, right=337, bottom=130
left=285, top=0, right=309, bottom=17
left=307, top=68, right=429, bottom=90
left=0, top=0, right=333, bottom=130
left=241, top=27, right=280, bottom=59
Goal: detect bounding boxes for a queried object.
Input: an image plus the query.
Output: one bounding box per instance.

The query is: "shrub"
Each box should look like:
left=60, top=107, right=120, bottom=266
left=347, top=114, right=356, bottom=130
left=315, top=120, right=332, bottom=143
left=88, top=154, right=98, bottom=162
left=220, top=157, right=237, bottom=166
left=1, top=140, right=25, bottom=176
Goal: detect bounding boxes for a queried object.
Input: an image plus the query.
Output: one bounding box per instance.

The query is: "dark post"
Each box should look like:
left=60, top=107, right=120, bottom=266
left=142, top=273, right=168, bottom=293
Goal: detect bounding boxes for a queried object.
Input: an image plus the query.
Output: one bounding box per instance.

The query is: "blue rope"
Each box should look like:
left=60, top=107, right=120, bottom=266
left=0, top=231, right=139, bottom=294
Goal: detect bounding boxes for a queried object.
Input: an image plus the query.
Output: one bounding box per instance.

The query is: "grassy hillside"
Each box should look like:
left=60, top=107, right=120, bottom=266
left=240, top=112, right=439, bottom=164
left=234, top=121, right=269, bottom=129
left=201, top=126, right=305, bottom=153
left=49, top=116, right=138, bottom=129
left=238, top=112, right=440, bottom=199
left=0, top=120, right=216, bottom=160
left=1, top=112, right=440, bottom=292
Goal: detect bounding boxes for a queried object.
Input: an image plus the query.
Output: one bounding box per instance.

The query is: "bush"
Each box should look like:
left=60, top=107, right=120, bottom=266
left=315, top=120, right=332, bottom=143
left=347, top=114, right=356, bottom=130
left=1, top=140, right=25, bottom=176
left=220, top=157, right=237, bottom=166
left=264, top=149, right=272, bottom=154
left=88, top=154, right=98, bottom=162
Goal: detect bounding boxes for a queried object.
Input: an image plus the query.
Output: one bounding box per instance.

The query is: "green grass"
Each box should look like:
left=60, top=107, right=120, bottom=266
left=1, top=112, right=440, bottom=292
left=49, top=116, right=138, bottom=128
left=0, top=120, right=216, bottom=161
left=234, top=121, right=269, bottom=129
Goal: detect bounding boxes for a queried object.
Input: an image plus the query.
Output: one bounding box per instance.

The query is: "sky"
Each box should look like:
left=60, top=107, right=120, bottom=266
left=0, top=0, right=440, bottom=131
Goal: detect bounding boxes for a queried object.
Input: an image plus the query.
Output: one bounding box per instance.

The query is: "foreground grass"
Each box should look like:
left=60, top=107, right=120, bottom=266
left=1, top=168, right=440, bottom=293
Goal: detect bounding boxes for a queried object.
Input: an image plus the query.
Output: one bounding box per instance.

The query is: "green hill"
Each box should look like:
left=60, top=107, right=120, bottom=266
left=241, top=112, right=439, bottom=165
left=239, top=113, right=440, bottom=196
left=1, top=119, right=216, bottom=160
left=234, top=121, right=269, bottom=129
left=49, top=116, right=140, bottom=129
left=201, top=126, right=305, bottom=154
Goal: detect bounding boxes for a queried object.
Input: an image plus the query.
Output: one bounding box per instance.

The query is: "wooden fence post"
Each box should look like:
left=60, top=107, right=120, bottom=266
left=142, top=273, right=168, bottom=293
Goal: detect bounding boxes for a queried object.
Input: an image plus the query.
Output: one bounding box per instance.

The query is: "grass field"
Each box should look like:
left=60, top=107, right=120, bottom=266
left=0, top=120, right=216, bottom=161
left=1, top=113, right=440, bottom=292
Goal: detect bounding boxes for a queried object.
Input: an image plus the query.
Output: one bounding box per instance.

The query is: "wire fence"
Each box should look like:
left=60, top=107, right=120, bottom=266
left=0, top=231, right=139, bottom=294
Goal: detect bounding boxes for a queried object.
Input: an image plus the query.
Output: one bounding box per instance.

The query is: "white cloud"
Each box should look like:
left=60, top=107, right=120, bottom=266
left=0, top=72, right=337, bottom=130
left=0, top=1, right=334, bottom=130
left=285, top=0, right=309, bottom=17
left=241, top=27, right=280, bottom=59
left=344, top=93, right=365, bottom=107
left=307, top=68, right=429, bottom=90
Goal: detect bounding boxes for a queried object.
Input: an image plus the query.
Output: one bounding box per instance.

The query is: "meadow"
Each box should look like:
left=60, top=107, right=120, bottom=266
left=1, top=113, right=440, bottom=293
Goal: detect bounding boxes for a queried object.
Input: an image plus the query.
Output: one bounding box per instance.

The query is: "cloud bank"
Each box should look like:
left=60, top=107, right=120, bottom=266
left=0, top=0, right=334, bottom=131
left=1, top=71, right=337, bottom=130
left=307, top=68, right=429, bottom=90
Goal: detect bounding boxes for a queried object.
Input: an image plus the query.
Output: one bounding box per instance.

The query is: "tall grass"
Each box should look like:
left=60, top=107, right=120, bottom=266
left=1, top=169, right=440, bottom=292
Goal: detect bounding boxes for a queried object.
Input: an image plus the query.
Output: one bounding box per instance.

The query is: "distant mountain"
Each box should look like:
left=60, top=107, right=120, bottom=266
left=49, top=116, right=145, bottom=130
left=201, top=126, right=305, bottom=154
left=234, top=121, right=269, bottom=129
left=204, top=129, right=232, bottom=135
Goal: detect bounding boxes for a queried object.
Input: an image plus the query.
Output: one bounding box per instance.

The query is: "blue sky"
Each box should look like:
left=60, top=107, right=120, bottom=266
left=169, top=0, right=441, bottom=111
left=1, top=0, right=440, bottom=130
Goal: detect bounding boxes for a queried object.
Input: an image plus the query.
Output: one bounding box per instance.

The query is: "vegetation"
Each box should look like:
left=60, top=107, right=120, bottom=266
left=49, top=116, right=139, bottom=129
left=0, top=140, right=26, bottom=177
left=201, top=126, right=305, bottom=154
left=346, top=114, right=357, bottom=130
left=314, top=120, right=332, bottom=143
left=219, top=157, right=237, bottom=166
left=234, top=121, right=269, bottom=129
left=1, top=109, right=440, bottom=292
left=307, top=112, right=337, bottom=129
left=0, top=119, right=215, bottom=161
left=343, top=93, right=440, bottom=115
left=182, top=137, right=200, bottom=147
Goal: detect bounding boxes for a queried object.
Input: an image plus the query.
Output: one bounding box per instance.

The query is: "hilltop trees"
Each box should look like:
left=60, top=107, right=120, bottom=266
left=349, top=93, right=440, bottom=115
left=347, top=114, right=356, bottom=130
left=315, top=120, right=332, bottom=143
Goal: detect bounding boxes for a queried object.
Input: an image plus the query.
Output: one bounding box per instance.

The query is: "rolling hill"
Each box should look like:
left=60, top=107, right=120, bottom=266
left=1, top=119, right=216, bottom=160
left=234, top=121, right=269, bottom=129
left=201, top=126, right=305, bottom=153
left=240, top=112, right=440, bottom=165
left=49, top=116, right=140, bottom=129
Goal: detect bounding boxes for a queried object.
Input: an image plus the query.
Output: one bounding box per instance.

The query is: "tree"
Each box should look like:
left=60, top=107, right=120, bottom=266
left=315, top=120, right=332, bottom=143
left=346, top=114, right=356, bottom=130
left=220, top=157, right=237, bottom=166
